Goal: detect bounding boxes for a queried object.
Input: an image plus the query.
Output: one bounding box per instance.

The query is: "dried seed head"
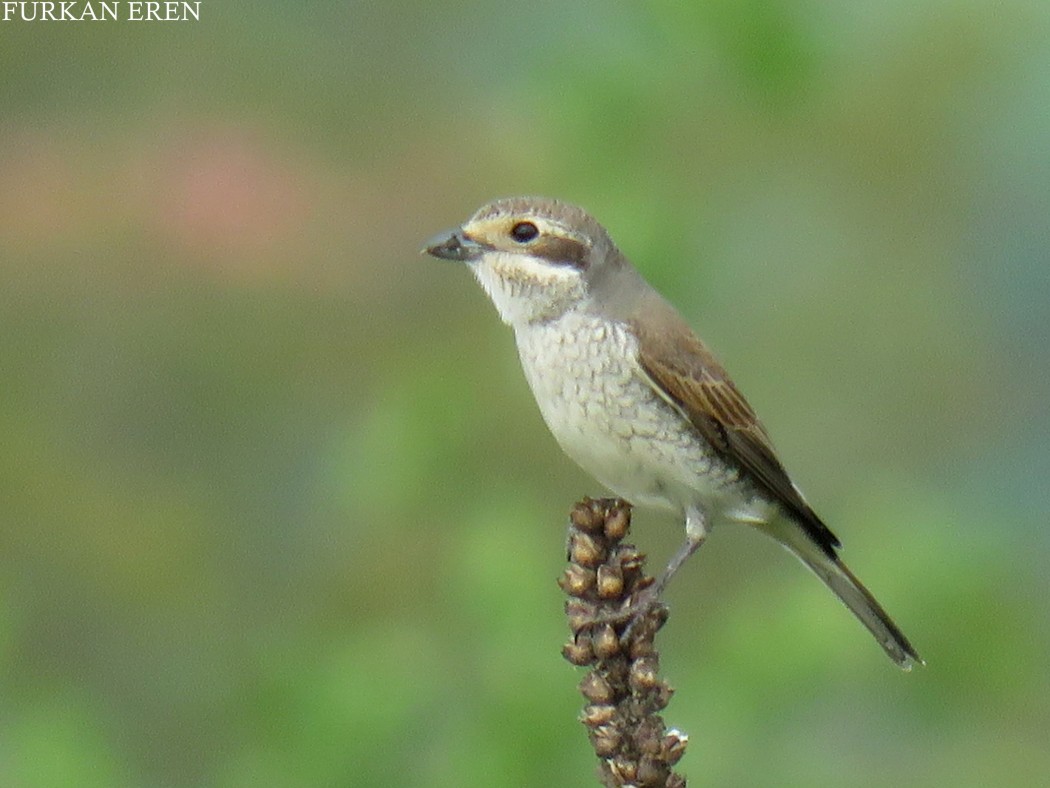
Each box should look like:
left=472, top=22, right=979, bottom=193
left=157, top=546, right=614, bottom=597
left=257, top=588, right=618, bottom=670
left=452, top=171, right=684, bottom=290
left=606, top=756, right=637, bottom=783
left=562, top=638, right=594, bottom=666
left=592, top=624, right=621, bottom=659
left=616, top=545, right=645, bottom=569
left=568, top=530, right=604, bottom=567
left=561, top=498, right=687, bottom=785
left=636, top=756, right=669, bottom=785
left=654, top=684, right=674, bottom=710
left=629, top=656, right=659, bottom=691
left=632, top=574, right=656, bottom=593
left=559, top=564, right=596, bottom=596
left=580, top=703, right=616, bottom=728
left=565, top=598, right=598, bottom=634
left=579, top=672, right=615, bottom=704
left=570, top=501, right=602, bottom=532
left=596, top=564, right=625, bottom=599
left=662, top=730, right=689, bottom=764
left=590, top=725, right=621, bottom=757
left=604, top=505, right=630, bottom=540
left=628, top=636, right=656, bottom=660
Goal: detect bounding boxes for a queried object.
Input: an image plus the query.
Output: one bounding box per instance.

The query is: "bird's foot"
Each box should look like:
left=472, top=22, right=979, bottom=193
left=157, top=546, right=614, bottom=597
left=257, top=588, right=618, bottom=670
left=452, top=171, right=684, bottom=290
left=570, top=582, right=669, bottom=647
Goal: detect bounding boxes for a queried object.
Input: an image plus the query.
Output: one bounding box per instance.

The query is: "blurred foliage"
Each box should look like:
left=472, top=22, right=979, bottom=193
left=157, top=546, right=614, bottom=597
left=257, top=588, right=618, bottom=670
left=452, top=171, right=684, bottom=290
left=2, top=1, right=1049, bottom=786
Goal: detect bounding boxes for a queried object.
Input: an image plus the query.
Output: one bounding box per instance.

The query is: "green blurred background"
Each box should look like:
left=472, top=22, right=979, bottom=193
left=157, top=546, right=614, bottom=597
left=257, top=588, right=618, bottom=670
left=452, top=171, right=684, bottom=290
left=2, top=2, right=1049, bottom=786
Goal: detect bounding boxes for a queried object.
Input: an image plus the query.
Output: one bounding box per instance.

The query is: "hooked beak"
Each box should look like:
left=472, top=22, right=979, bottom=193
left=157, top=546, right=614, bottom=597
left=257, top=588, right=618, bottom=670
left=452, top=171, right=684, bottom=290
left=421, top=228, right=486, bottom=262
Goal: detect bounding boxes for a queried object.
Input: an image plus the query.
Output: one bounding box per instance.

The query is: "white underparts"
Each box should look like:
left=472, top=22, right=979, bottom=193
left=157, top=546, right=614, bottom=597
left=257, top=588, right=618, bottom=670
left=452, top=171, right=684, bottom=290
left=512, top=311, right=750, bottom=527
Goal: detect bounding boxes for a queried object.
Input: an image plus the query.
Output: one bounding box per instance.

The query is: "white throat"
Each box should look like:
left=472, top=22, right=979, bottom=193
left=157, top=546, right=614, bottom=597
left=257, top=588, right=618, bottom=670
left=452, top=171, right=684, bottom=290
left=468, top=252, right=586, bottom=326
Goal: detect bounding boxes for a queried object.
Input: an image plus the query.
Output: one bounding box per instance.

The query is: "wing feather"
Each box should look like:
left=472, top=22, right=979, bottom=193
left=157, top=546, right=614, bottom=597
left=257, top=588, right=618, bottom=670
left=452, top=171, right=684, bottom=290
left=629, top=302, right=841, bottom=557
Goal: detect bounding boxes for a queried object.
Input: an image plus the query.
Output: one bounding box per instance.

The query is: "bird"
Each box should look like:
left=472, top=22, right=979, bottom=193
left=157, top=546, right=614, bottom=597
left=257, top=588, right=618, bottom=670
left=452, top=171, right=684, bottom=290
left=423, top=196, right=922, bottom=670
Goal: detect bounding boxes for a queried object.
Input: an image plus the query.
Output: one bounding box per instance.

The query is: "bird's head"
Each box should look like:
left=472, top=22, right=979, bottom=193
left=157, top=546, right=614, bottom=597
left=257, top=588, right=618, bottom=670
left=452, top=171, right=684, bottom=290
left=423, top=197, right=628, bottom=326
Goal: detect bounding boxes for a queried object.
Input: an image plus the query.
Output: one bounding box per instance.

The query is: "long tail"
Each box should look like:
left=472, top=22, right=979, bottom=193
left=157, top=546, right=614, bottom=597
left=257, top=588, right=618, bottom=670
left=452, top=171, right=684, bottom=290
left=766, top=520, right=923, bottom=670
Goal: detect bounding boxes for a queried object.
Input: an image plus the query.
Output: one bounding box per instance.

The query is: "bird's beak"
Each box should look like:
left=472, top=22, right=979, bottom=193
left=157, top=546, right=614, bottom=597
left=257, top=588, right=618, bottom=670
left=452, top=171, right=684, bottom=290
left=421, top=228, right=485, bottom=262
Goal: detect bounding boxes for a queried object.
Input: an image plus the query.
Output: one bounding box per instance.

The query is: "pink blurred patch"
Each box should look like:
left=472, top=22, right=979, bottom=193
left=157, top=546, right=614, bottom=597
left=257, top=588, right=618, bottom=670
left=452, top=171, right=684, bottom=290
left=144, top=127, right=312, bottom=275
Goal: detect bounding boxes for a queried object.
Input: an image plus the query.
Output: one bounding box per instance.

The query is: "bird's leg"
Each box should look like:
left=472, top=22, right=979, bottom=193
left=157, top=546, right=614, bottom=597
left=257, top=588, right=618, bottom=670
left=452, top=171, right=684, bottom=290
left=627, top=505, right=708, bottom=614
left=590, top=507, right=708, bottom=631
left=648, top=506, right=709, bottom=599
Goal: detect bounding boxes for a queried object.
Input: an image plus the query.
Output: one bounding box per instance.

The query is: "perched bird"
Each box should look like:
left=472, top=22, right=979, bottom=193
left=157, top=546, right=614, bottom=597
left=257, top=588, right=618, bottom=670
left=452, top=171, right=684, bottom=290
left=424, top=197, right=921, bottom=669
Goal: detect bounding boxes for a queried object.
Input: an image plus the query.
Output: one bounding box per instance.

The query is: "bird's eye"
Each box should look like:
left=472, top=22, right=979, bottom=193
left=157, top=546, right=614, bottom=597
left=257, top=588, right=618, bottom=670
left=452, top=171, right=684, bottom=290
left=510, top=221, right=539, bottom=243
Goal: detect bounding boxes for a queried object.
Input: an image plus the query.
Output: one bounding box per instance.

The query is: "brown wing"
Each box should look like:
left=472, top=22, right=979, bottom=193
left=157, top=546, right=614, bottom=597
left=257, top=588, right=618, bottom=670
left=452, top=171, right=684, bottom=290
left=630, top=300, right=840, bottom=557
